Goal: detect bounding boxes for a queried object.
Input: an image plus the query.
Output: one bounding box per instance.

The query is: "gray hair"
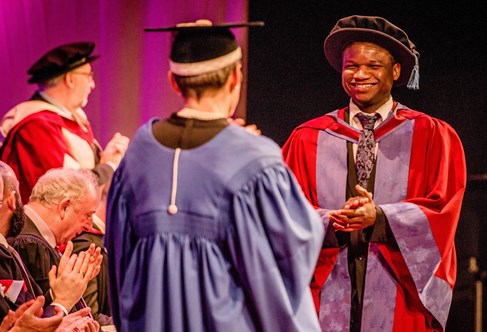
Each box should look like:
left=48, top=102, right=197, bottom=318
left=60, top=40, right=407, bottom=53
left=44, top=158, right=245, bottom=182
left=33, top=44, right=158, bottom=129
left=0, top=161, right=19, bottom=196
left=37, top=74, right=64, bottom=90
left=29, top=168, right=98, bottom=208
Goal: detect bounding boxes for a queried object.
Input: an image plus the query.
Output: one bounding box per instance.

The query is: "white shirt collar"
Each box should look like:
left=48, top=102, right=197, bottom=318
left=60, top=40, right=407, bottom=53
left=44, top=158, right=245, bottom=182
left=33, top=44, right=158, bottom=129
left=0, top=233, right=9, bottom=249
left=38, top=91, right=73, bottom=119
left=38, top=91, right=89, bottom=132
left=349, top=96, right=394, bottom=129
left=92, top=214, right=105, bottom=234
left=23, top=205, right=57, bottom=248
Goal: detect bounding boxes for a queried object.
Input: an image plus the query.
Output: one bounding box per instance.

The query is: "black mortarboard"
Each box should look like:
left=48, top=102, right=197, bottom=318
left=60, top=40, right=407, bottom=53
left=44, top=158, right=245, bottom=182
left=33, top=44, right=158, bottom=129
left=324, top=15, right=420, bottom=89
left=145, top=20, right=264, bottom=76
left=27, top=41, right=99, bottom=84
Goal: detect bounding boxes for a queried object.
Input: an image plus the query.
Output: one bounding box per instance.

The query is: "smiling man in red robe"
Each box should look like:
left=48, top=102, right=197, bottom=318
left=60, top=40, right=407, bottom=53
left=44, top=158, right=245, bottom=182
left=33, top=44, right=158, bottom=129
left=283, top=15, right=466, bottom=332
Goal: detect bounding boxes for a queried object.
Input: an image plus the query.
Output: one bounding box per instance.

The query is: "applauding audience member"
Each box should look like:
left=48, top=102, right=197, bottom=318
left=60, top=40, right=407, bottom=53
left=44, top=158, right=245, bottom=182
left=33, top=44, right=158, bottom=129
left=8, top=168, right=103, bottom=316
left=0, top=162, right=100, bottom=331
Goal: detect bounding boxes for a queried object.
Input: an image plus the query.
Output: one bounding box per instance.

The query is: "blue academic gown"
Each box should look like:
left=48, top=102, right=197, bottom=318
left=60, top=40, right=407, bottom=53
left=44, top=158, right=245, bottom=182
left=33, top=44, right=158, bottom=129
left=105, top=119, right=323, bottom=332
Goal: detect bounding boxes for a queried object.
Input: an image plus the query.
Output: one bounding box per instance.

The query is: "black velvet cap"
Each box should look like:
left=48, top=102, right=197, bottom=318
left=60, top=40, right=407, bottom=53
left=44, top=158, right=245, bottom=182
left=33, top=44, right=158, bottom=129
left=145, top=20, right=264, bottom=76
left=27, top=42, right=99, bottom=84
left=171, top=27, right=238, bottom=65
left=324, top=15, right=420, bottom=89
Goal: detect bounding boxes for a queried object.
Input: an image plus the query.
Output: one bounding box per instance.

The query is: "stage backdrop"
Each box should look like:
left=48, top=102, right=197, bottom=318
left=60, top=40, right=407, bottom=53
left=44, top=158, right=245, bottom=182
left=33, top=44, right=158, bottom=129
left=0, top=0, right=249, bottom=146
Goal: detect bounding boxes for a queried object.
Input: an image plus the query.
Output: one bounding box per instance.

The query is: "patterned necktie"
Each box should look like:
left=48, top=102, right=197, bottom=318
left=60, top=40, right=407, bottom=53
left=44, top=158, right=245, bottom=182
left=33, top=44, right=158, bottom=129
left=355, top=112, right=381, bottom=188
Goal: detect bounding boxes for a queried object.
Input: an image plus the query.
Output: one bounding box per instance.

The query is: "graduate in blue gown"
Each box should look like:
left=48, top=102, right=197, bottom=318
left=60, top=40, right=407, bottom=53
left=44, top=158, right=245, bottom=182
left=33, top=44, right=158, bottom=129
left=105, top=19, right=324, bottom=332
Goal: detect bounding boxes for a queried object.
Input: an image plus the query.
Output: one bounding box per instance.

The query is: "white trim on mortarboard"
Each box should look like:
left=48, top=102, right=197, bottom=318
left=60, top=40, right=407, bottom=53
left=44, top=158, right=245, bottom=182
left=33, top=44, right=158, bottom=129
left=170, top=47, right=242, bottom=76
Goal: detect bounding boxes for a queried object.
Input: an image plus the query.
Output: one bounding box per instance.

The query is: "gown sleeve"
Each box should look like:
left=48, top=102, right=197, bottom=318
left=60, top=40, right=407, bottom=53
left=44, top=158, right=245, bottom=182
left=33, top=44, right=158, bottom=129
left=0, top=248, right=22, bottom=317
left=10, top=236, right=54, bottom=295
left=226, top=163, right=324, bottom=331
left=379, top=117, right=466, bottom=330
left=104, top=169, right=132, bottom=329
left=282, top=127, right=320, bottom=209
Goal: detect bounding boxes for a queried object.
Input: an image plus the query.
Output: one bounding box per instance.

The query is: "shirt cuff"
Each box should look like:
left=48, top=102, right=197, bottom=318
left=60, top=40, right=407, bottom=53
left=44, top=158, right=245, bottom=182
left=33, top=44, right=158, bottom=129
left=370, top=205, right=389, bottom=242
left=42, top=302, right=68, bottom=317
left=104, top=161, right=117, bottom=171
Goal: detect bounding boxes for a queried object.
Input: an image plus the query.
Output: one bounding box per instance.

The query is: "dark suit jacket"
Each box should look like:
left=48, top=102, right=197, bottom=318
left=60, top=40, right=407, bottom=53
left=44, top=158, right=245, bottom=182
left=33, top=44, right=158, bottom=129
left=9, top=215, right=86, bottom=313
left=0, top=243, right=41, bottom=321
left=72, top=224, right=113, bottom=325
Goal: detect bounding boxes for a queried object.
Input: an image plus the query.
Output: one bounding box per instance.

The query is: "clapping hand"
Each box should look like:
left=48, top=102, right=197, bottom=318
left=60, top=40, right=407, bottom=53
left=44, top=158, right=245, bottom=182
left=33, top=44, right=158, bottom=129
left=49, top=242, right=103, bottom=312
left=0, top=296, right=63, bottom=332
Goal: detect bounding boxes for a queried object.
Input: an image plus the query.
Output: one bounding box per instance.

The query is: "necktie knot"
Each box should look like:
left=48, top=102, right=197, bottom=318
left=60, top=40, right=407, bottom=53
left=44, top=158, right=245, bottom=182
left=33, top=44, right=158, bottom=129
left=356, top=113, right=381, bottom=131
left=355, top=112, right=381, bottom=189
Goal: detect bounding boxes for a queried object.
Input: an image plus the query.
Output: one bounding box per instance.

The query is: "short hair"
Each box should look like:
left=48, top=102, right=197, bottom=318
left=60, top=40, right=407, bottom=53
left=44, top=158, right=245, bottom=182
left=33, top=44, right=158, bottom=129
left=29, top=168, right=98, bottom=208
left=37, top=74, right=64, bottom=90
left=0, top=161, right=19, bottom=196
left=173, top=62, right=238, bottom=100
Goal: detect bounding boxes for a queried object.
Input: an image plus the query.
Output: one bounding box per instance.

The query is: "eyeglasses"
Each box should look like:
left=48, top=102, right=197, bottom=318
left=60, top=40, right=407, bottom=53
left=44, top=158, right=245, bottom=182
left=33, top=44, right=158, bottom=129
left=72, top=71, right=95, bottom=79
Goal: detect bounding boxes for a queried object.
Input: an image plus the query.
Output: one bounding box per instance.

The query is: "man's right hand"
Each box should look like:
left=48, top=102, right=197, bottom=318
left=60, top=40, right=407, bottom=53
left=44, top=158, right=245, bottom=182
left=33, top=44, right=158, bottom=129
left=49, top=242, right=102, bottom=312
left=0, top=296, right=63, bottom=332
left=100, top=132, right=130, bottom=168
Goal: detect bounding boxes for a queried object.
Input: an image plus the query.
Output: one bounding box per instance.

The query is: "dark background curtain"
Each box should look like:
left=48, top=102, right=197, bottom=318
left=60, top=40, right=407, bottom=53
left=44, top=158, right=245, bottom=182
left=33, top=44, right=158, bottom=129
left=247, top=2, right=486, bottom=330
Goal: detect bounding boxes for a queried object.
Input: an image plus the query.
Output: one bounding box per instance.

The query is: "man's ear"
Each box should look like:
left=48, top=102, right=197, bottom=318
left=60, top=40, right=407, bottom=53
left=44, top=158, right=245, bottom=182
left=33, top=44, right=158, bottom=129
left=230, top=63, right=242, bottom=92
left=58, top=198, right=70, bottom=220
left=6, top=191, right=17, bottom=212
left=168, top=71, right=182, bottom=95
left=393, top=62, right=401, bottom=83
left=64, top=72, right=75, bottom=88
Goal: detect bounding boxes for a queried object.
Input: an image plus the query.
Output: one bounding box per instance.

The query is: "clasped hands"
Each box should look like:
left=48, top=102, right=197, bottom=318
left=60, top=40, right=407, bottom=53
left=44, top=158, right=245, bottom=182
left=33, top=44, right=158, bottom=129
left=329, top=185, right=376, bottom=232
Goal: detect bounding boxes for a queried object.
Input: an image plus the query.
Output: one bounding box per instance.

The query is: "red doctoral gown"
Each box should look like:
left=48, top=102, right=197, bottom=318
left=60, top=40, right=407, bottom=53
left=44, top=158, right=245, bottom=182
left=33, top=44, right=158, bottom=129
left=282, top=103, right=466, bottom=331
